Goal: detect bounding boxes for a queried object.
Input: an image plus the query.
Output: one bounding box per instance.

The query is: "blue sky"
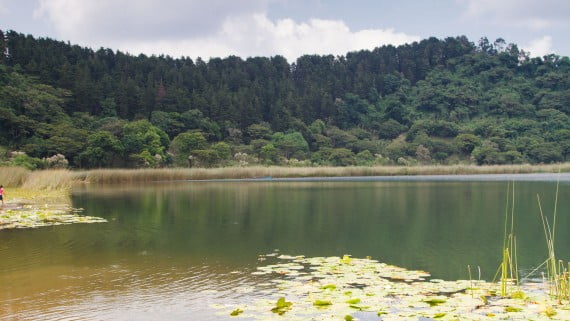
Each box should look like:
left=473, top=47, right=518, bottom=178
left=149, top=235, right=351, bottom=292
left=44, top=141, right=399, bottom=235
left=0, top=0, right=568, bottom=62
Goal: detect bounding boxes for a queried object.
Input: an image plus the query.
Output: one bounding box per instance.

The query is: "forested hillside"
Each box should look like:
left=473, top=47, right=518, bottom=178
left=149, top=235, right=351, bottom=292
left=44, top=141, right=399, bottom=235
left=0, top=30, right=568, bottom=168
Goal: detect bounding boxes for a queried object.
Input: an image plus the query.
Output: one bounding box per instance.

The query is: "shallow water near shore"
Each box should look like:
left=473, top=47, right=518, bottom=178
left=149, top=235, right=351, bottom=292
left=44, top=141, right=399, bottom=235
left=0, top=175, right=568, bottom=320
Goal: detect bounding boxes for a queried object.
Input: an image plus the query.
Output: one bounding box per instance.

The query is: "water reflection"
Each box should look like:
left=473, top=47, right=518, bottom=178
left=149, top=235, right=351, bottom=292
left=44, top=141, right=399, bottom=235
left=0, top=180, right=567, bottom=320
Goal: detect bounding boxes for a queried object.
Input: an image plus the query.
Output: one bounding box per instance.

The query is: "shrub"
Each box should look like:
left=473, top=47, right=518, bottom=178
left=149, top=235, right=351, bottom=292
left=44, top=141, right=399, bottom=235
left=130, top=150, right=159, bottom=168
left=455, top=134, right=482, bottom=154
left=407, top=120, right=459, bottom=141
left=250, top=139, right=270, bottom=153
left=415, top=145, right=432, bottom=163
left=311, top=148, right=333, bottom=165
left=385, top=139, right=414, bottom=161
left=527, top=143, right=564, bottom=164
left=272, top=132, right=309, bottom=159
left=377, top=119, right=406, bottom=139
left=169, top=131, right=208, bottom=166
left=312, top=134, right=333, bottom=150
left=211, top=142, right=231, bottom=160
left=328, top=148, right=356, bottom=166
left=326, top=127, right=358, bottom=149
left=503, top=150, right=525, bottom=164
left=260, top=143, right=279, bottom=164
left=191, top=149, right=220, bottom=167
left=353, top=139, right=381, bottom=154
left=471, top=141, right=503, bottom=165
left=397, top=157, right=410, bottom=166
left=309, top=119, right=326, bottom=135
left=247, top=123, right=273, bottom=140
left=9, top=154, right=45, bottom=170
left=428, top=138, right=457, bottom=156
left=43, top=154, right=69, bottom=169
left=233, top=152, right=259, bottom=167
left=433, top=152, right=449, bottom=161
left=356, top=150, right=375, bottom=165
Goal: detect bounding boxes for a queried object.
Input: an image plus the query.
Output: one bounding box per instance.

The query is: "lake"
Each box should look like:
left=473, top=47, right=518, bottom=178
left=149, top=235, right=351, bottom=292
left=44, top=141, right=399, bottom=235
left=1, top=175, right=568, bottom=320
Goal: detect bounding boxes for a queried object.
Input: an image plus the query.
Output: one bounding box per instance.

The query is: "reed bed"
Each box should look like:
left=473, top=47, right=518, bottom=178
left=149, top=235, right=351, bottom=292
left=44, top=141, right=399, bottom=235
left=0, top=167, right=75, bottom=190
left=0, top=166, right=31, bottom=187
left=73, top=163, right=570, bottom=184
left=1, top=163, right=569, bottom=187
left=21, top=169, right=75, bottom=191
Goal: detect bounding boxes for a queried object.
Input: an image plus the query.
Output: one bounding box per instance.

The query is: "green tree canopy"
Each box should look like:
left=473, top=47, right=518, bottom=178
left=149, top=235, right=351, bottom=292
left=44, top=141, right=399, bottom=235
left=78, top=131, right=123, bottom=168
left=121, top=120, right=169, bottom=167
left=169, top=131, right=209, bottom=166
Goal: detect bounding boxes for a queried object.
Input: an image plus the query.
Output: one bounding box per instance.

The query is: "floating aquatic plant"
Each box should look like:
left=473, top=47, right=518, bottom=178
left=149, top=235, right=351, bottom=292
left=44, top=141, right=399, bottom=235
left=270, top=297, right=292, bottom=315
left=230, top=308, right=243, bottom=316
left=0, top=207, right=106, bottom=230
left=0, top=188, right=106, bottom=230
left=313, top=300, right=332, bottom=307
left=214, top=254, right=570, bottom=320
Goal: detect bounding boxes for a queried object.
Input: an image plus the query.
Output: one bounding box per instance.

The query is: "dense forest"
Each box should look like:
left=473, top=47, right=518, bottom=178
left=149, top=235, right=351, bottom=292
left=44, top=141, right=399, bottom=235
left=0, top=30, right=569, bottom=169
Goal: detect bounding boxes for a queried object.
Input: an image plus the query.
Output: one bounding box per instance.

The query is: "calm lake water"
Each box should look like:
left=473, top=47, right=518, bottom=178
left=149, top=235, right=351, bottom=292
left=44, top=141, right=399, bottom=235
left=1, top=176, right=569, bottom=320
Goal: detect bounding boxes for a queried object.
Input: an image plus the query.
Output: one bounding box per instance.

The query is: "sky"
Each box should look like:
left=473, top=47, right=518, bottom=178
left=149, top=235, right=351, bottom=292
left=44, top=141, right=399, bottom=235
left=0, top=0, right=568, bottom=62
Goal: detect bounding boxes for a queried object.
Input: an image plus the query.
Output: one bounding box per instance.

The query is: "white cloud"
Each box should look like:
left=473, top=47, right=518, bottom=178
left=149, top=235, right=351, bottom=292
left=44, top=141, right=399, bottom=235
left=219, top=14, right=419, bottom=60
left=31, top=1, right=419, bottom=62
left=33, top=0, right=267, bottom=42
left=113, top=14, right=419, bottom=61
left=0, top=0, right=10, bottom=16
left=524, top=35, right=553, bottom=57
left=459, top=0, right=569, bottom=30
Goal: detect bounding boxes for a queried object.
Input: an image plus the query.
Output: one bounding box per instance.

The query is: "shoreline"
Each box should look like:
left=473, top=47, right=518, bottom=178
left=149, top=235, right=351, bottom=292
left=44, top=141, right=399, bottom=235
left=73, top=163, right=570, bottom=184
left=181, top=172, right=570, bottom=183
left=0, top=188, right=105, bottom=230
left=1, top=163, right=569, bottom=187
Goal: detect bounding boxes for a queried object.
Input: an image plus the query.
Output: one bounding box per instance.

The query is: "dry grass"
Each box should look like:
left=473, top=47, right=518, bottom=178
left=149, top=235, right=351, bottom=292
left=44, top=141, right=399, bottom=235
left=0, top=166, right=31, bottom=187
left=1, top=163, right=568, bottom=187
left=72, top=163, right=570, bottom=184
left=0, top=167, right=75, bottom=190
left=22, top=169, right=75, bottom=191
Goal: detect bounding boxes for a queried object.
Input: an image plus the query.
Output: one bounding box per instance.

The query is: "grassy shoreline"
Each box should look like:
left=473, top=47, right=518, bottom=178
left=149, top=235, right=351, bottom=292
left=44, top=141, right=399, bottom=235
left=0, top=187, right=106, bottom=230
left=0, top=168, right=104, bottom=230
left=1, top=163, right=569, bottom=187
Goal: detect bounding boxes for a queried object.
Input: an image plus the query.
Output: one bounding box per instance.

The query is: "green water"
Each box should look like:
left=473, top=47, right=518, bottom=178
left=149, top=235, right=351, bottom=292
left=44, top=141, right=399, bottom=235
left=0, top=180, right=568, bottom=320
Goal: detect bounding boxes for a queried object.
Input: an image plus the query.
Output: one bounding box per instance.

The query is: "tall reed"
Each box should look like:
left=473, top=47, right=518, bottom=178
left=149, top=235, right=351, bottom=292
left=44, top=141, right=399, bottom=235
left=0, top=166, right=31, bottom=187
left=22, top=169, right=75, bottom=191
left=69, top=163, right=570, bottom=185
left=537, top=180, right=569, bottom=303
left=2, top=162, right=569, bottom=187
left=493, top=182, right=519, bottom=297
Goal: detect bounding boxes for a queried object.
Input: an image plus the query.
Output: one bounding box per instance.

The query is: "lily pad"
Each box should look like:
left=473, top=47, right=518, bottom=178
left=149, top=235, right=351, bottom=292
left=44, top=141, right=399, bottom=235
left=313, top=300, right=332, bottom=306
left=270, top=297, right=292, bottom=315
left=0, top=188, right=106, bottom=230
left=230, top=308, right=244, bottom=316
left=212, top=254, right=570, bottom=320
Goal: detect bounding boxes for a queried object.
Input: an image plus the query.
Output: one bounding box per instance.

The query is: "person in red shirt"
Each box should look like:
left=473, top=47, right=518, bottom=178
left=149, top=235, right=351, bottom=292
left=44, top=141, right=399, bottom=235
left=0, top=185, right=4, bottom=205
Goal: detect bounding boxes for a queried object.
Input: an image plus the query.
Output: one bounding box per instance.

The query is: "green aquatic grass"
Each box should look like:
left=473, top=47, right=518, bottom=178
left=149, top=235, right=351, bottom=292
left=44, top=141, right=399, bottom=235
left=537, top=178, right=569, bottom=303
left=493, top=182, right=520, bottom=297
